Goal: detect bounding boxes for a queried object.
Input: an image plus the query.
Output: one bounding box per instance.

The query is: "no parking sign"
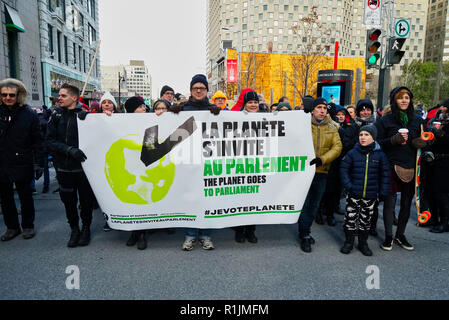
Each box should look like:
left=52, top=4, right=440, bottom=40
left=364, top=0, right=382, bottom=26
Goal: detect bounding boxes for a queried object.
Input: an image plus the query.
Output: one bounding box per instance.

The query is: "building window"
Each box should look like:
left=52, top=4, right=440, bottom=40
left=57, top=30, right=62, bottom=63
left=48, top=24, right=54, bottom=58
left=64, top=36, right=68, bottom=65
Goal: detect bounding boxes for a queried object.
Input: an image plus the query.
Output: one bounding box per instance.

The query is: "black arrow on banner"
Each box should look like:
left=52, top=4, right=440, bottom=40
left=140, top=116, right=197, bottom=167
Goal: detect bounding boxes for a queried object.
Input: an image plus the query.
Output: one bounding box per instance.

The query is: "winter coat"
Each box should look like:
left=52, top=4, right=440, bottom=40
left=311, top=116, right=342, bottom=174
left=181, top=97, right=216, bottom=111
left=340, top=142, right=390, bottom=199
left=375, top=87, right=424, bottom=169
left=424, top=117, right=449, bottom=193
left=46, top=105, right=85, bottom=172
left=231, top=88, right=254, bottom=111
left=0, top=104, right=44, bottom=182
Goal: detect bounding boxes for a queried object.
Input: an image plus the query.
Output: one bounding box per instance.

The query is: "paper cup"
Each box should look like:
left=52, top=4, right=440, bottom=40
left=398, top=128, right=409, bottom=145
left=433, top=122, right=442, bottom=129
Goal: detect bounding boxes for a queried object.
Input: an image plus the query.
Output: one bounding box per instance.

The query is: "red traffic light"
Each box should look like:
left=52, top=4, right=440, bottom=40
left=369, top=29, right=382, bottom=41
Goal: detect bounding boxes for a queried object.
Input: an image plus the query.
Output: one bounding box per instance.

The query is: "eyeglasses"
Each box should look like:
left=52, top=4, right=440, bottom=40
left=192, top=87, right=207, bottom=92
left=155, top=107, right=167, bottom=111
left=1, top=93, right=16, bottom=98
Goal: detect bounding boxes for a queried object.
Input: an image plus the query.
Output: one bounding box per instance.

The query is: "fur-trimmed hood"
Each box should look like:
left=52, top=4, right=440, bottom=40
left=0, top=78, right=29, bottom=107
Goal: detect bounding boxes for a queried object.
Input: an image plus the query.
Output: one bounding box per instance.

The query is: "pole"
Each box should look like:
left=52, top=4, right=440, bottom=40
left=118, top=72, right=121, bottom=111
left=284, top=72, right=287, bottom=97
left=81, top=40, right=101, bottom=98
left=334, top=41, right=339, bottom=70
left=355, top=68, right=362, bottom=104
left=294, top=71, right=297, bottom=107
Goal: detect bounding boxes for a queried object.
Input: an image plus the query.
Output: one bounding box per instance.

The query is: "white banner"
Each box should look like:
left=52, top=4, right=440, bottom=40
left=364, top=0, right=382, bottom=27
left=78, top=111, right=315, bottom=231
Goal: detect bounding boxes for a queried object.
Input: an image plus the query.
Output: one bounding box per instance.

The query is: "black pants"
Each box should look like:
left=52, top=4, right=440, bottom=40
left=383, top=191, right=414, bottom=237
left=428, top=193, right=449, bottom=224
left=234, top=225, right=256, bottom=235
left=56, top=171, right=94, bottom=228
left=0, top=179, right=35, bottom=230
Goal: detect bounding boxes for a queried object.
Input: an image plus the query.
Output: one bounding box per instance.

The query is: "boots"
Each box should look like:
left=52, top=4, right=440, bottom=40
left=67, top=226, right=81, bottom=248
left=126, top=231, right=139, bottom=246
left=245, top=229, right=258, bottom=243
left=357, top=232, right=373, bottom=256
left=137, top=231, right=147, bottom=250
left=340, top=230, right=355, bottom=254
left=78, top=225, right=91, bottom=246
left=430, top=218, right=449, bottom=233
left=326, top=213, right=336, bottom=226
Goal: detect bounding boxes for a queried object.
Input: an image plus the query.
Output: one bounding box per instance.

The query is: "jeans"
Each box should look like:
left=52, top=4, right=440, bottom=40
left=383, top=191, right=413, bottom=237
left=184, top=228, right=212, bottom=240
left=298, top=173, right=328, bottom=238
left=0, top=179, right=35, bottom=230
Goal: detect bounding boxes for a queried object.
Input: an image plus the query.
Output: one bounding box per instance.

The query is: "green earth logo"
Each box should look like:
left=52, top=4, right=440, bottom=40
left=105, top=134, right=176, bottom=205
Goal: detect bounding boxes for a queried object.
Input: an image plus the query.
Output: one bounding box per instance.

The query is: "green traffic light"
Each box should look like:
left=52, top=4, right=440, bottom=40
left=368, top=54, right=380, bottom=65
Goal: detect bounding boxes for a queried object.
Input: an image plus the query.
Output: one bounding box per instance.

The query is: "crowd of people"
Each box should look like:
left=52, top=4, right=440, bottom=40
left=0, top=74, right=448, bottom=256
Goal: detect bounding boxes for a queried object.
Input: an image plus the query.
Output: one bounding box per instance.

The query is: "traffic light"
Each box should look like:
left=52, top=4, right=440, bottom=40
left=366, top=29, right=382, bottom=67
left=388, top=38, right=406, bottom=65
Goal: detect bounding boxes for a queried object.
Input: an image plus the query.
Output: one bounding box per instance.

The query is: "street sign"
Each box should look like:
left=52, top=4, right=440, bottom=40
left=364, top=0, right=382, bottom=26
left=394, top=18, right=411, bottom=38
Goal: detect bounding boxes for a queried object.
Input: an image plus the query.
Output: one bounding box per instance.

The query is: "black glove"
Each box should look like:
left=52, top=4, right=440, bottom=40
left=68, top=147, right=87, bottom=162
left=390, top=133, right=405, bottom=145
left=412, top=137, right=426, bottom=149
left=209, top=106, right=221, bottom=115
left=34, top=167, right=43, bottom=180
left=310, top=157, right=323, bottom=167
left=169, top=105, right=184, bottom=114
left=78, top=111, right=89, bottom=120
left=423, top=151, right=435, bottom=163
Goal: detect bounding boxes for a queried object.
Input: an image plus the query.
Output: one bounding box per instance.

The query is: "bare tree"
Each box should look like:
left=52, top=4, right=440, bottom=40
left=241, top=52, right=268, bottom=91
left=289, top=6, right=334, bottom=100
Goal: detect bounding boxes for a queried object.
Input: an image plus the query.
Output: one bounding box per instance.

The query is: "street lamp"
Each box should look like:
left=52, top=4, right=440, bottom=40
left=222, top=27, right=242, bottom=95
left=118, top=71, right=125, bottom=112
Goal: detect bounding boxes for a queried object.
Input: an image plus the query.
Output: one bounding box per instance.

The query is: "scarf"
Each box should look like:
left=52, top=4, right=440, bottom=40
left=399, top=110, right=409, bottom=126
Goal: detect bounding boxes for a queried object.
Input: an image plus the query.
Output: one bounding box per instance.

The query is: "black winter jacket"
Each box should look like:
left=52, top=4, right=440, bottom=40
left=340, top=142, right=390, bottom=199
left=46, top=106, right=84, bottom=172
left=375, top=112, right=423, bottom=169
left=181, top=97, right=216, bottom=111
left=0, top=104, right=44, bottom=182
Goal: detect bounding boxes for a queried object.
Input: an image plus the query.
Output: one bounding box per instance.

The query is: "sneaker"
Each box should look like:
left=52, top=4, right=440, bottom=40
left=1, top=228, right=22, bottom=242
left=182, top=238, right=196, bottom=251
left=394, top=235, right=414, bottom=251
left=200, top=238, right=215, bottom=250
left=380, top=236, right=393, bottom=251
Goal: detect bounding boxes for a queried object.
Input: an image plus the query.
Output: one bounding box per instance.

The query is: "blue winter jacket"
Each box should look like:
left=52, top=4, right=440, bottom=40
left=340, top=141, right=390, bottom=199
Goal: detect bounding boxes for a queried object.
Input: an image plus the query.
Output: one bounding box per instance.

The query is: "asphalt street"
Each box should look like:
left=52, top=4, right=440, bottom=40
left=1, top=168, right=449, bottom=300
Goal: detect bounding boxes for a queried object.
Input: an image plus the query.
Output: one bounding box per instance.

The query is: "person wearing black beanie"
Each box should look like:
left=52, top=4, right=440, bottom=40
left=355, top=98, right=375, bottom=127
left=302, top=95, right=315, bottom=113
left=171, top=74, right=219, bottom=252
left=160, top=85, right=175, bottom=105
left=124, top=96, right=146, bottom=114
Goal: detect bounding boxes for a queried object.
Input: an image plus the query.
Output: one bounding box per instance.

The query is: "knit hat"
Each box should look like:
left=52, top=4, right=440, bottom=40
left=356, top=99, right=374, bottom=117
left=327, top=102, right=337, bottom=118
left=312, top=97, right=327, bottom=110
left=302, top=95, right=315, bottom=113
left=160, top=85, right=174, bottom=97
left=441, top=98, right=449, bottom=108
left=360, top=124, right=378, bottom=140
left=190, top=74, right=209, bottom=92
left=100, top=91, right=117, bottom=109
left=389, top=86, right=413, bottom=106
left=277, top=102, right=292, bottom=111
left=124, top=96, right=145, bottom=113
left=243, top=90, right=259, bottom=105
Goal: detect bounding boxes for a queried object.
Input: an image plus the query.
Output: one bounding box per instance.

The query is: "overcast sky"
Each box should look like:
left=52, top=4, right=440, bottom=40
left=98, top=0, right=207, bottom=98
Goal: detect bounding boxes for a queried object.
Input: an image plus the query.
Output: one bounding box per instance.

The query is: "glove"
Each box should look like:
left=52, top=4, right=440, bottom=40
left=78, top=111, right=89, bottom=120
left=423, top=151, right=435, bottom=163
left=390, top=133, right=405, bottom=145
left=209, top=106, right=221, bottom=115
left=310, top=157, right=323, bottom=167
left=68, top=147, right=87, bottom=162
left=34, top=168, right=43, bottom=180
left=412, top=137, right=426, bottom=149
left=169, top=105, right=184, bottom=114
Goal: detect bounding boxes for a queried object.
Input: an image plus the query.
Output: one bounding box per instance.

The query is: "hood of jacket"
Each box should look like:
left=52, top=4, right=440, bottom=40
left=0, top=78, right=29, bottom=107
